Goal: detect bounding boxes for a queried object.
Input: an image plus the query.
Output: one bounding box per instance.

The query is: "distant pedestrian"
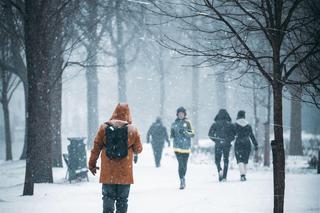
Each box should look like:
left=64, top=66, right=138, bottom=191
left=88, top=103, right=143, bottom=213
left=170, top=107, right=195, bottom=189
left=234, top=110, right=258, bottom=181
left=147, top=117, right=170, bottom=167
left=208, top=109, right=235, bottom=182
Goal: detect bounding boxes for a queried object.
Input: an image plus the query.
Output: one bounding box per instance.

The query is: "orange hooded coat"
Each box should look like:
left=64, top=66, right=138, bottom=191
left=88, top=103, right=143, bottom=184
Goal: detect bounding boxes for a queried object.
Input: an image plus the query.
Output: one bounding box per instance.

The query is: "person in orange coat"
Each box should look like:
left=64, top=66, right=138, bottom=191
left=88, top=103, right=143, bottom=213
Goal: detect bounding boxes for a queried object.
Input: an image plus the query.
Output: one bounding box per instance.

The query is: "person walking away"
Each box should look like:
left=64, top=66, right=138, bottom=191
left=147, top=117, right=170, bottom=167
left=234, top=110, right=258, bottom=181
left=208, top=109, right=235, bottom=182
left=88, top=103, right=143, bottom=213
left=170, top=107, right=195, bottom=189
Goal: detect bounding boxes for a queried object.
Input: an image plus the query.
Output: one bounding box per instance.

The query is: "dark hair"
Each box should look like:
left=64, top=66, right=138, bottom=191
left=214, top=109, right=231, bottom=122
left=237, top=110, right=246, bottom=119
left=156, top=117, right=162, bottom=124
left=176, top=106, right=187, bottom=116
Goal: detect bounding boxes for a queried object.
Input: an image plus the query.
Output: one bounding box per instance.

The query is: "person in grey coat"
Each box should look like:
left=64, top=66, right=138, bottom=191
left=234, top=110, right=258, bottom=181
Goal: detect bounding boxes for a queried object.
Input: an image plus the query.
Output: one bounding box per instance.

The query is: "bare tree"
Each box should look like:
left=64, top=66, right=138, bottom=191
left=142, top=11, right=180, bottom=121
left=76, top=0, right=106, bottom=149
left=49, top=0, right=81, bottom=166
left=102, top=0, right=144, bottom=102
left=0, top=31, right=21, bottom=160
left=22, top=0, right=80, bottom=195
left=0, top=0, right=28, bottom=160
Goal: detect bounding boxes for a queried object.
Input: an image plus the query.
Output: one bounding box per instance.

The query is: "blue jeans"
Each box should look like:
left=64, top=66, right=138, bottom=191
left=102, top=184, right=131, bottom=213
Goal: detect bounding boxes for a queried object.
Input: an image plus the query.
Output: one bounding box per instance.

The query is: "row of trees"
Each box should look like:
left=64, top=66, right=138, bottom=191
left=0, top=0, right=147, bottom=195
left=146, top=0, right=320, bottom=213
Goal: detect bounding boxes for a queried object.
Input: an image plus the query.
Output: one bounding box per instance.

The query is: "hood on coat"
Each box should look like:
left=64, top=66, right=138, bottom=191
left=236, top=118, right=249, bottom=127
left=108, top=103, right=132, bottom=126
left=214, top=109, right=232, bottom=122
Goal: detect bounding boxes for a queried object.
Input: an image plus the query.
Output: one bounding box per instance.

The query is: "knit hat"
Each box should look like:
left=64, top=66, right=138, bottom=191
left=176, top=106, right=187, bottom=116
left=237, top=110, right=246, bottom=119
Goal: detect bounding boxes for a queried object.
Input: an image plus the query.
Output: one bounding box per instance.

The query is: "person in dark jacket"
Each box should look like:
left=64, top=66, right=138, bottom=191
left=170, top=107, right=195, bottom=189
left=208, top=109, right=235, bottom=182
left=234, top=110, right=258, bottom=181
left=147, top=117, right=170, bottom=168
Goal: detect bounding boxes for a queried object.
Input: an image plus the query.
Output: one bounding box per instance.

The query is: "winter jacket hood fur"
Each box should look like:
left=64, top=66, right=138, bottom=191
left=235, top=119, right=249, bottom=127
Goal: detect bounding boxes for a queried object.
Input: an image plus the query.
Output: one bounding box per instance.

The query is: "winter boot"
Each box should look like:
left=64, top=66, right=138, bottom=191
left=218, top=170, right=223, bottom=182
left=240, top=175, right=246, bottom=181
left=222, top=164, right=229, bottom=180
left=179, top=178, right=186, bottom=189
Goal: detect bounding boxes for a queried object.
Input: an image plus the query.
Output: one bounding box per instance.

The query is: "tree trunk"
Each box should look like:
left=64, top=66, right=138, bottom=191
left=116, top=2, right=127, bottom=103
left=49, top=20, right=63, bottom=167
left=9, top=33, right=28, bottom=160
left=50, top=70, right=63, bottom=167
left=159, top=63, right=165, bottom=119
left=253, top=77, right=259, bottom=141
left=85, top=0, right=99, bottom=149
left=117, top=65, right=127, bottom=102
left=271, top=83, right=285, bottom=213
left=19, top=83, right=28, bottom=160
left=24, top=76, right=53, bottom=187
left=23, top=0, right=54, bottom=195
left=1, top=67, right=13, bottom=161
left=215, top=71, right=227, bottom=109
left=264, top=85, right=271, bottom=167
left=3, top=99, right=13, bottom=161
left=86, top=58, right=99, bottom=149
left=191, top=56, right=199, bottom=145
left=252, top=77, right=260, bottom=162
left=159, top=45, right=165, bottom=119
left=289, top=87, right=303, bottom=155
left=264, top=121, right=270, bottom=166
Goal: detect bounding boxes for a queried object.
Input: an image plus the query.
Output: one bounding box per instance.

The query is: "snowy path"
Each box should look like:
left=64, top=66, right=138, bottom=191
left=0, top=145, right=319, bottom=213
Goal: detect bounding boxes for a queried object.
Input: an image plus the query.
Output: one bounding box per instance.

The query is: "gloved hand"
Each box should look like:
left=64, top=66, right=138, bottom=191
left=178, top=129, right=184, bottom=135
left=179, top=128, right=189, bottom=136
left=134, top=154, right=138, bottom=164
left=89, top=165, right=99, bottom=176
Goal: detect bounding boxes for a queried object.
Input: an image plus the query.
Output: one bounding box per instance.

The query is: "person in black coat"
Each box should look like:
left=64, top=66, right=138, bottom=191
left=208, top=109, right=235, bottom=182
left=147, top=117, right=170, bottom=167
left=234, top=110, right=258, bottom=181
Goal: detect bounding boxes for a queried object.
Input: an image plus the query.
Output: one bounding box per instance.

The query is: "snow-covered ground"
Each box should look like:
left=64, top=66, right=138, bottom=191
left=0, top=145, right=319, bottom=213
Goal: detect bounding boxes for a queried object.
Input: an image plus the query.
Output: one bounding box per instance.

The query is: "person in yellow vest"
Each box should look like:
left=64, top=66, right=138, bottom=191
left=170, top=107, right=195, bottom=189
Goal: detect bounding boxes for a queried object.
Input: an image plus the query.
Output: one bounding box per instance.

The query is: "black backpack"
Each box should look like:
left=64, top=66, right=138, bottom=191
left=104, top=123, right=128, bottom=159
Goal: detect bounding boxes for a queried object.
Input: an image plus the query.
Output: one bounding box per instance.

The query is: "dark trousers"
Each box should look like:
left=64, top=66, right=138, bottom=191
left=102, top=184, right=130, bottom=213
left=152, top=142, right=164, bottom=167
left=215, top=142, right=231, bottom=178
left=175, top=152, right=189, bottom=179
